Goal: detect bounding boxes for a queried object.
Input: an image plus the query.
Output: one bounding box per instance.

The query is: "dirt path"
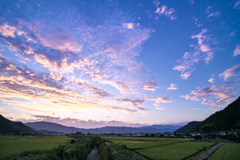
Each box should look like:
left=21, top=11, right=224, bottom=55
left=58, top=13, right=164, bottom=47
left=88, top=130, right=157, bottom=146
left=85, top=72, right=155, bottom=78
left=192, top=143, right=224, bottom=160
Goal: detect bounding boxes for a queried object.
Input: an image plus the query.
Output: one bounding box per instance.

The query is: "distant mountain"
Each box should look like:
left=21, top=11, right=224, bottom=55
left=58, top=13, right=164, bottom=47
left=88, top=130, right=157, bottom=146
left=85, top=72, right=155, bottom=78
left=175, top=97, right=240, bottom=133
left=174, top=121, right=201, bottom=134
left=25, top=121, right=81, bottom=133
left=195, top=97, right=240, bottom=132
left=0, top=115, right=36, bottom=134
left=25, top=121, right=183, bottom=134
left=147, top=125, right=182, bottom=133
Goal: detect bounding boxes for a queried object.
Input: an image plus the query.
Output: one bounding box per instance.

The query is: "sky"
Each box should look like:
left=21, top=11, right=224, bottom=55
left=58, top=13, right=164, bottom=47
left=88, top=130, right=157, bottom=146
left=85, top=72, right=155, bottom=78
left=0, top=0, right=239, bottom=129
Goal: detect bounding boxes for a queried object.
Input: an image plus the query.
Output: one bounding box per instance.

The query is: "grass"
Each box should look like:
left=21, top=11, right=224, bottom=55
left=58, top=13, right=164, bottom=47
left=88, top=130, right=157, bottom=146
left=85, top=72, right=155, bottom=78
left=0, top=135, right=69, bottom=158
left=209, top=143, right=240, bottom=160
left=103, top=136, right=215, bottom=160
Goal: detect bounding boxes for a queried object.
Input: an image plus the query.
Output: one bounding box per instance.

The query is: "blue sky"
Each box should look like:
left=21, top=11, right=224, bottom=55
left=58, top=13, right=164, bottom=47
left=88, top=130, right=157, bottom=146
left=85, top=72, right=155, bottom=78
left=0, top=0, right=239, bottom=128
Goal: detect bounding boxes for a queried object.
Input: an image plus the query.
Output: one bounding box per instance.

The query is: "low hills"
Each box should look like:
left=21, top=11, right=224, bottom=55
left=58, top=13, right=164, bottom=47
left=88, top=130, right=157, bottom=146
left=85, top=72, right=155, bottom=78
left=0, top=115, right=36, bottom=134
left=175, top=97, right=240, bottom=133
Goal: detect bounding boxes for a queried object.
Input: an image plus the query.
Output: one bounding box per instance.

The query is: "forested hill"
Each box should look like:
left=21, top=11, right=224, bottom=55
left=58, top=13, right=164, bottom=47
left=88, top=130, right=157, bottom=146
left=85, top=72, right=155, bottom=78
left=0, top=115, right=36, bottom=134
left=195, top=97, right=240, bottom=132
left=175, top=97, right=240, bottom=133
left=175, top=121, right=201, bottom=134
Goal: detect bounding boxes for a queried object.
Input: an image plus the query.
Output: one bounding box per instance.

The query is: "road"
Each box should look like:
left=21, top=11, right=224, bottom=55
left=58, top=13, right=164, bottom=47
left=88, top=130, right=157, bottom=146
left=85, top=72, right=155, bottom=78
left=192, top=143, right=224, bottom=160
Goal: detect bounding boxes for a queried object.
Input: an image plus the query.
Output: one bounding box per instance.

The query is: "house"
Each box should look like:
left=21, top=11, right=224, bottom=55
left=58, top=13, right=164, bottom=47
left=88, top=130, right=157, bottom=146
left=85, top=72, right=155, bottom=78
left=189, top=132, right=201, bottom=137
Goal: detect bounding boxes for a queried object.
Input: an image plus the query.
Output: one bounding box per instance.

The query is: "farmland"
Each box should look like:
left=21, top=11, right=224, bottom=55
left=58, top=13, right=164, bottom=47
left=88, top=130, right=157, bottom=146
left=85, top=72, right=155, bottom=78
left=103, top=137, right=215, bottom=160
left=1, top=135, right=239, bottom=160
left=209, top=143, right=240, bottom=160
left=0, top=136, right=69, bottom=158
left=0, top=135, right=147, bottom=160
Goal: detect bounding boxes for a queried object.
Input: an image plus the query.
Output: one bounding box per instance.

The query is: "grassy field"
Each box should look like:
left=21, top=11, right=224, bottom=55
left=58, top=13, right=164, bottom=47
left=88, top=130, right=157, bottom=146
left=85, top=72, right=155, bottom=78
left=209, top=143, right=240, bottom=160
left=0, top=135, right=69, bottom=158
left=103, top=136, right=215, bottom=160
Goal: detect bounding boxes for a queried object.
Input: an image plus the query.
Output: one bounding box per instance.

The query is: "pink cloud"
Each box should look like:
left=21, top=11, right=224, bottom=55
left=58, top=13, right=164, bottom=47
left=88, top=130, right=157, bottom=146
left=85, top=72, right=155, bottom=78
left=219, top=64, right=240, bottom=81
left=167, top=84, right=178, bottom=90
left=154, top=4, right=177, bottom=20
left=122, top=23, right=134, bottom=29
left=142, top=79, right=157, bottom=91
left=0, top=23, right=24, bottom=37
left=207, top=11, right=220, bottom=18
left=77, top=82, right=112, bottom=97
left=117, top=98, right=147, bottom=111
left=155, top=106, right=165, bottom=110
left=233, top=44, right=240, bottom=57
left=208, top=77, right=214, bottom=83
left=184, top=84, right=236, bottom=107
left=191, top=29, right=211, bottom=53
left=34, top=23, right=82, bottom=53
left=206, top=7, right=220, bottom=18
left=155, top=97, right=172, bottom=103
left=204, top=52, right=214, bottom=64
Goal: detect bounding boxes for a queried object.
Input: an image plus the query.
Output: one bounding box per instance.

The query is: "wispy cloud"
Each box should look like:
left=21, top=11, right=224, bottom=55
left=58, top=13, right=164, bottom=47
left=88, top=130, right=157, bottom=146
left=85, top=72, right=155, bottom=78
left=117, top=98, right=148, bottom=111
left=0, top=57, right=140, bottom=114
left=189, top=0, right=194, bottom=5
left=206, top=6, right=220, bottom=18
left=167, top=84, right=178, bottom=90
left=192, top=17, right=203, bottom=27
left=208, top=75, right=215, bottom=83
left=184, top=83, right=237, bottom=107
left=122, top=23, right=134, bottom=29
left=233, top=44, right=240, bottom=57
left=191, top=29, right=211, bottom=53
left=155, top=106, right=165, bottom=110
left=234, top=0, right=240, bottom=9
left=219, top=64, right=240, bottom=81
left=174, top=29, right=214, bottom=79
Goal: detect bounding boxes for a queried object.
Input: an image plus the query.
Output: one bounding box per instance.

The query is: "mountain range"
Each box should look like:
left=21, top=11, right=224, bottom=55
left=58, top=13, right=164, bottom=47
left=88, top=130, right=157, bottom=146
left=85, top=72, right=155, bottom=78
left=176, top=97, right=240, bottom=133
left=25, top=121, right=182, bottom=134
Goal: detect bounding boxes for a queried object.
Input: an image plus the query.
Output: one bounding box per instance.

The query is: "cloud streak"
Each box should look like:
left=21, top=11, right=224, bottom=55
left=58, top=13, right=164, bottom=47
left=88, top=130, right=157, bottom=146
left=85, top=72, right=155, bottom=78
left=233, top=44, right=240, bottom=57
left=173, top=29, right=214, bottom=79
left=219, top=64, right=240, bottom=81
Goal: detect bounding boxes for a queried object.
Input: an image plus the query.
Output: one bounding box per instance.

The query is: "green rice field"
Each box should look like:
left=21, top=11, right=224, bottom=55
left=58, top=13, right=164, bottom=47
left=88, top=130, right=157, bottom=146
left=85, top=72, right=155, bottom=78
left=103, top=137, right=215, bottom=160
left=209, top=143, right=240, bottom=160
left=0, top=135, right=69, bottom=158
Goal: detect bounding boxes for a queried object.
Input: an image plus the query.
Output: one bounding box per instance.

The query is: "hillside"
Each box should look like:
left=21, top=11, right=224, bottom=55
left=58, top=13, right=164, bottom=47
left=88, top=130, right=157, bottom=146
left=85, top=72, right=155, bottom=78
left=0, top=115, right=36, bottom=134
left=174, top=121, right=201, bottom=134
left=195, top=97, right=240, bottom=132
